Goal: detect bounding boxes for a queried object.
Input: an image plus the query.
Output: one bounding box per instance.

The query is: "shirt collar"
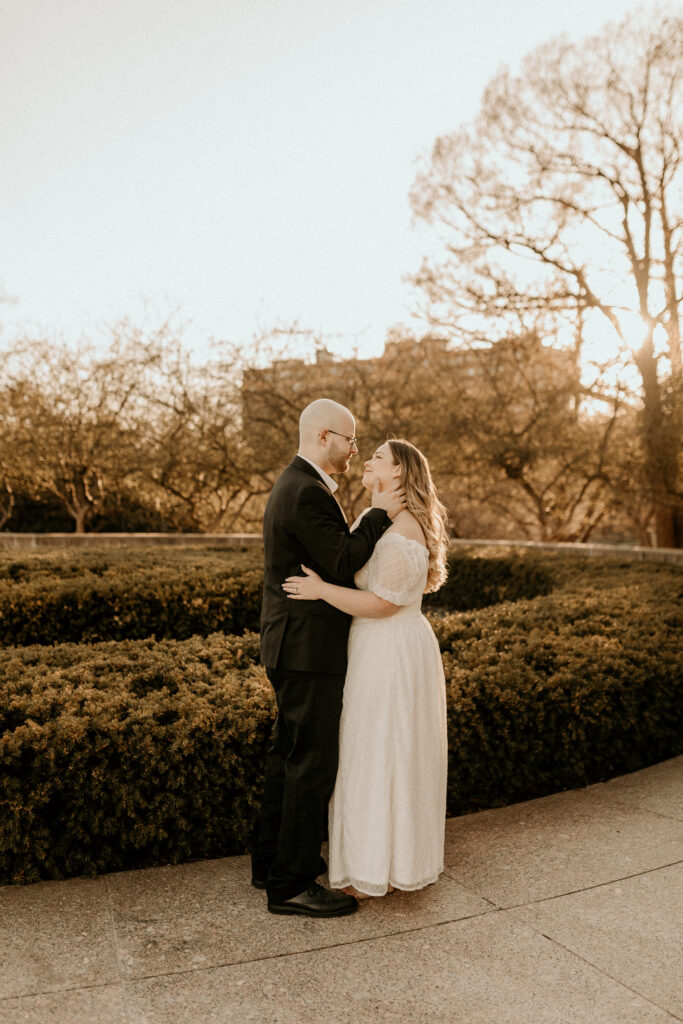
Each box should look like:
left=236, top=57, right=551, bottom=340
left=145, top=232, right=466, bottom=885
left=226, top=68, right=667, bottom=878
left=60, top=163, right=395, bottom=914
left=297, top=454, right=339, bottom=493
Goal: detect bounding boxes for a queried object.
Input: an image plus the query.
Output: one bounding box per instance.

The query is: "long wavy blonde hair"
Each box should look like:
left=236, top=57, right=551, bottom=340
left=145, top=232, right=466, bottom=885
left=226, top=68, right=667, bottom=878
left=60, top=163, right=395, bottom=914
left=387, top=438, right=449, bottom=593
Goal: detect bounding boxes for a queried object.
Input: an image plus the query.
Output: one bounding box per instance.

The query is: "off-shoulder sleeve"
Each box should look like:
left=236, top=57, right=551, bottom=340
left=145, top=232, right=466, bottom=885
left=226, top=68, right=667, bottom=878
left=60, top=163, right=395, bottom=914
left=367, top=537, right=428, bottom=605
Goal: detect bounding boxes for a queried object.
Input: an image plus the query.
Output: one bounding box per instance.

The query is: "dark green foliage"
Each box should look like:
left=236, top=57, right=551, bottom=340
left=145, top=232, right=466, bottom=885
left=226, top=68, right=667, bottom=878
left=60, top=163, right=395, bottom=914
left=0, top=632, right=268, bottom=884
left=0, top=543, right=552, bottom=647
left=1, top=545, right=680, bottom=885
left=424, top=546, right=553, bottom=610
left=90, top=491, right=199, bottom=533
left=0, top=547, right=263, bottom=646
left=4, top=491, right=74, bottom=532
left=2, top=488, right=193, bottom=533
left=433, top=568, right=682, bottom=815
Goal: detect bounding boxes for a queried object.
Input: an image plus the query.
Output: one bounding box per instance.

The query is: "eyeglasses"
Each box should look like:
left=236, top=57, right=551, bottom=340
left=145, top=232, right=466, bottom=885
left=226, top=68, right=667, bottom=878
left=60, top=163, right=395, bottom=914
left=324, top=428, right=358, bottom=448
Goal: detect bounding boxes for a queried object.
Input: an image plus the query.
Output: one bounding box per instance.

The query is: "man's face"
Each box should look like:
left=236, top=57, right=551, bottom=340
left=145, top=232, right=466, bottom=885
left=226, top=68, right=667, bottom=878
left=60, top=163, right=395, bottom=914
left=324, top=422, right=358, bottom=474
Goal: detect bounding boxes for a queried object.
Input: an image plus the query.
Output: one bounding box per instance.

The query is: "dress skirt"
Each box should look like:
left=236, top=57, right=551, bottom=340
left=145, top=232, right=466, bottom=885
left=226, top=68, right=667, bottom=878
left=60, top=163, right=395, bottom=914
left=328, top=606, right=448, bottom=896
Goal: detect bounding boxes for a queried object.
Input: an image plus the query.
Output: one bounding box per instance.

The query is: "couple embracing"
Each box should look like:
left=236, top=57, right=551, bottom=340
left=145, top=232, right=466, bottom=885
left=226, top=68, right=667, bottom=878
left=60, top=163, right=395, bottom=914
left=251, top=398, right=449, bottom=917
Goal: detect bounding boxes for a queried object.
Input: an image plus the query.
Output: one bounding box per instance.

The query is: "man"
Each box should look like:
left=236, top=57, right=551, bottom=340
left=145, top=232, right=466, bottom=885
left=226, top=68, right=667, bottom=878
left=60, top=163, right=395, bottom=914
left=252, top=398, right=405, bottom=917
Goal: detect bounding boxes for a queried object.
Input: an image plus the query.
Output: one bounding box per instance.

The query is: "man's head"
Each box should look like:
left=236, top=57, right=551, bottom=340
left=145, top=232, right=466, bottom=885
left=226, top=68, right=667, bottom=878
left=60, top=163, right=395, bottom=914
left=298, top=398, right=358, bottom=475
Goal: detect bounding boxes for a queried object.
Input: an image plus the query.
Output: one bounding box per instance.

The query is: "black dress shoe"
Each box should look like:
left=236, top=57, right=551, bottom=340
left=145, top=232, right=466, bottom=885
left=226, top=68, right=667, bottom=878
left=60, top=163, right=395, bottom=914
left=252, top=856, right=327, bottom=891
left=268, top=882, right=357, bottom=917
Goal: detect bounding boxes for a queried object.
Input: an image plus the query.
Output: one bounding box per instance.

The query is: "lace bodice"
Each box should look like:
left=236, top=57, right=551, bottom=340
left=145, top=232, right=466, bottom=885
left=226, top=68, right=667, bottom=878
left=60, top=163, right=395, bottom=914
left=354, top=530, right=429, bottom=609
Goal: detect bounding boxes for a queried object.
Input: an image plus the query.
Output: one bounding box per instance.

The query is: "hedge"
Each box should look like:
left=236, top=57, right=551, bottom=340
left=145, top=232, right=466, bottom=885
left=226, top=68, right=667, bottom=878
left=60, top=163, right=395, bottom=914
left=424, top=547, right=553, bottom=610
left=0, top=547, right=263, bottom=645
left=434, top=576, right=682, bottom=813
left=1, top=557, right=680, bottom=884
left=4, top=542, right=673, bottom=649
left=0, top=544, right=558, bottom=647
left=0, top=632, right=268, bottom=884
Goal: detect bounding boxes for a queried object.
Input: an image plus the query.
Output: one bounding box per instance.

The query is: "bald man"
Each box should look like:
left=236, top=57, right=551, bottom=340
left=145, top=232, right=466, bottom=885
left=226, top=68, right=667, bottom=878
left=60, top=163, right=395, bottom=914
left=252, top=398, right=405, bottom=917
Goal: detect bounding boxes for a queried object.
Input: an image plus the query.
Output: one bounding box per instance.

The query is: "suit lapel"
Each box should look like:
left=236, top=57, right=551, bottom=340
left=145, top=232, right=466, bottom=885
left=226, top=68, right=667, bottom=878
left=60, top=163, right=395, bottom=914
left=290, top=456, right=347, bottom=524
left=330, top=491, right=347, bottom=524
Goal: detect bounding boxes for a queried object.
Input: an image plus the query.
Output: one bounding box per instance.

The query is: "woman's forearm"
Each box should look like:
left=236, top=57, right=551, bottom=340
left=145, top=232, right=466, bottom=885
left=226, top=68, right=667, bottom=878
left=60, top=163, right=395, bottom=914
left=317, top=581, right=398, bottom=618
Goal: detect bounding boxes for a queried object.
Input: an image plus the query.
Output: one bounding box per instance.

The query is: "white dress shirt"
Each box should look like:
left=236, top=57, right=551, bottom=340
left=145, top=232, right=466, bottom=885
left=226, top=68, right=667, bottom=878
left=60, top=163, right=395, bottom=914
left=297, top=454, right=339, bottom=493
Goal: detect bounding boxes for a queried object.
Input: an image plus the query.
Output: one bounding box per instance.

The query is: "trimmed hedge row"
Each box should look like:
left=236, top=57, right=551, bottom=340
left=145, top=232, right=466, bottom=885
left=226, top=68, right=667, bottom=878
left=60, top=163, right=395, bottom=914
left=5, top=541, right=656, bottom=649
left=0, top=632, right=268, bottom=884
left=0, top=547, right=263, bottom=645
left=434, top=576, right=682, bottom=813
left=1, top=560, right=680, bottom=884
left=424, top=547, right=553, bottom=610
left=0, top=543, right=558, bottom=648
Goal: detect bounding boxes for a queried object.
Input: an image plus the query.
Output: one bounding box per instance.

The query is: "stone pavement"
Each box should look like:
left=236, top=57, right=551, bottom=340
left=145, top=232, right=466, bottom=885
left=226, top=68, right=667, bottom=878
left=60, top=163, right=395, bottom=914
left=1, top=755, right=681, bottom=1024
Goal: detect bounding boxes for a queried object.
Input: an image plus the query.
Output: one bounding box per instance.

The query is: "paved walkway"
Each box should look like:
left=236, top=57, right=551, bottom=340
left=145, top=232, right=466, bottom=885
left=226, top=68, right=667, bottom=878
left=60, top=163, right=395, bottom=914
left=1, top=755, right=682, bottom=1024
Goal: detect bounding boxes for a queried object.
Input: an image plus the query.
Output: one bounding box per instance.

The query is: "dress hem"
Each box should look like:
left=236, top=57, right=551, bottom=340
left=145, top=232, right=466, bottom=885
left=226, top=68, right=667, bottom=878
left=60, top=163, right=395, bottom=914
left=329, top=866, right=444, bottom=898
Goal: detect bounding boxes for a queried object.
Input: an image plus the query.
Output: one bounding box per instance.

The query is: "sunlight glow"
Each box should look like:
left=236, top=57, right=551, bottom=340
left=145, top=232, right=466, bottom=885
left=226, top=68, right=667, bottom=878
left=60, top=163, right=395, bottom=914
left=0, top=0, right=654, bottom=368
left=618, top=311, right=651, bottom=355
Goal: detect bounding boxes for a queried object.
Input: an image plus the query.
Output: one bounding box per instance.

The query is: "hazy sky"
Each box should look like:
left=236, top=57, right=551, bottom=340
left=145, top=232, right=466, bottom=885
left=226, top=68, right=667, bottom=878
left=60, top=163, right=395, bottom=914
left=1, top=0, right=656, bottom=361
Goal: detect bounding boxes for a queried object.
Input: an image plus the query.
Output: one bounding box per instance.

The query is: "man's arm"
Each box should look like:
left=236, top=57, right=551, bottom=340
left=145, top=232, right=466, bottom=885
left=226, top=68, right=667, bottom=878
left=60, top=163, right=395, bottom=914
left=293, top=486, right=389, bottom=581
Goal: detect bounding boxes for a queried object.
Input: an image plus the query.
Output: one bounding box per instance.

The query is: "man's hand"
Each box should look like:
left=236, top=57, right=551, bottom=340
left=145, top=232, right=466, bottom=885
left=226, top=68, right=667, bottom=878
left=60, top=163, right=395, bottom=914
left=372, top=481, right=406, bottom=520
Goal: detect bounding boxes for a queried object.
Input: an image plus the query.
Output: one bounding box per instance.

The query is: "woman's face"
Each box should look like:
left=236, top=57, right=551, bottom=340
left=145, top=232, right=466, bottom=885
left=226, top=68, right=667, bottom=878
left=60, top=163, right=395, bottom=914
left=362, top=442, right=401, bottom=492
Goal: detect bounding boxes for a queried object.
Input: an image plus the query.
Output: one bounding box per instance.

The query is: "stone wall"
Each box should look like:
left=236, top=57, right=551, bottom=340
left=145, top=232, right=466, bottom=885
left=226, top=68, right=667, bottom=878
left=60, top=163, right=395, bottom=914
left=1, top=532, right=681, bottom=564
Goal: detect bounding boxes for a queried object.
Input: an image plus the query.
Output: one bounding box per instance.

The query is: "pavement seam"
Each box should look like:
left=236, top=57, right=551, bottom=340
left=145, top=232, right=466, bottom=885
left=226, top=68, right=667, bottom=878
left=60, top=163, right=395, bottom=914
left=503, top=908, right=683, bottom=1023
left=593, top=790, right=683, bottom=824
left=441, top=869, right=501, bottom=910
left=0, top=980, right=122, bottom=1005
left=113, top=906, right=503, bottom=985
left=498, top=857, right=683, bottom=910
left=103, top=874, right=132, bottom=1024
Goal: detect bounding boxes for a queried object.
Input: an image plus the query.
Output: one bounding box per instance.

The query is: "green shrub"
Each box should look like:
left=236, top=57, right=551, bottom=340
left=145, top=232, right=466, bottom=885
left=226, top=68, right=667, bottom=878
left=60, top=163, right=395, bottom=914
left=0, top=543, right=557, bottom=648
left=435, top=575, right=682, bottom=814
left=5, top=541, right=671, bottom=648
left=2, top=491, right=74, bottom=533
left=1, top=547, right=680, bottom=885
left=2, top=560, right=681, bottom=884
left=424, top=546, right=553, bottom=610
left=0, top=632, right=268, bottom=884
left=0, top=547, right=263, bottom=646
left=1, top=489, right=194, bottom=533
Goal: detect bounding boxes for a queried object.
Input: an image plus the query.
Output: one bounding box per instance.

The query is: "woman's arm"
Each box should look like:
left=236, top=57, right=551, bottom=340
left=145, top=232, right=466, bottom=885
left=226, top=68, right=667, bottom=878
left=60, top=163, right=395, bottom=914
left=283, top=566, right=399, bottom=619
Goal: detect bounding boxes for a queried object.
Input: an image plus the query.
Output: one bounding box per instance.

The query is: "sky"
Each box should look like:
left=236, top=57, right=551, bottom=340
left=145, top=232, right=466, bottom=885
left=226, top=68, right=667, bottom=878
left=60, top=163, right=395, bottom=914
left=0, top=0, right=660, bottom=363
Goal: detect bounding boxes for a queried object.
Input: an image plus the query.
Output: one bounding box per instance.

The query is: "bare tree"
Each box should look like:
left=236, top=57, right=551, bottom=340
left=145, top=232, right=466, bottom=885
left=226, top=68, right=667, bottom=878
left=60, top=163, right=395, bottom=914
left=423, top=332, right=625, bottom=541
left=598, top=406, right=655, bottom=546
left=237, top=325, right=450, bottom=522
left=411, top=6, right=682, bottom=545
left=1, top=327, right=162, bottom=532
left=0, top=469, right=13, bottom=529
left=137, top=340, right=273, bottom=533
left=237, top=324, right=625, bottom=540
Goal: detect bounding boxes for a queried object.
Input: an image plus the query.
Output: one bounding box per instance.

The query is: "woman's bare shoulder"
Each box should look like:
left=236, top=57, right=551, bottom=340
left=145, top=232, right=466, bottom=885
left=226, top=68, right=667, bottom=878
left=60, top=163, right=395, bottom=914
left=386, top=513, right=427, bottom=547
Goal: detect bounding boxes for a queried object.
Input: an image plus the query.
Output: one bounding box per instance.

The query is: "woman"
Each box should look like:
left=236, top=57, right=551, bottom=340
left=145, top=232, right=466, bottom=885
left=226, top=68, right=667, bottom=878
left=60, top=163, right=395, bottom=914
left=283, top=438, right=449, bottom=899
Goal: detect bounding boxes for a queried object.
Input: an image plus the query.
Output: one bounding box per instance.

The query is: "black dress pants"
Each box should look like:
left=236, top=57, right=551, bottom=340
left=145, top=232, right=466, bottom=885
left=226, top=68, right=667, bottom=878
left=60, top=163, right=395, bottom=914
left=251, top=666, right=345, bottom=901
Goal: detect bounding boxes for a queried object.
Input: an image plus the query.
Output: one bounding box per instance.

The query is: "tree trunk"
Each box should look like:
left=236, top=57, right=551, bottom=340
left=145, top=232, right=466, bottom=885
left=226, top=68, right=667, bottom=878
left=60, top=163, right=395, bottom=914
left=0, top=485, right=13, bottom=530
left=74, top=506, right=89, bottom=534
left=636, top=338, right=683, bottom=548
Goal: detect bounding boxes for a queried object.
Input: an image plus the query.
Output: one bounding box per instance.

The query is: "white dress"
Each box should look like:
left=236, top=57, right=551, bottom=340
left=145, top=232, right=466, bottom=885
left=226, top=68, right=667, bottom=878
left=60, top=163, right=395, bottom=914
left=328, top=528, right=448, bottom=896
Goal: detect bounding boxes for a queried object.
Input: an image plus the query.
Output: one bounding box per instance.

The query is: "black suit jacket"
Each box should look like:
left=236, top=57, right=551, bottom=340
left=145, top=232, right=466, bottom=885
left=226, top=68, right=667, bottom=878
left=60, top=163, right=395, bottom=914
left=260, top=456, right=391, bottom=672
